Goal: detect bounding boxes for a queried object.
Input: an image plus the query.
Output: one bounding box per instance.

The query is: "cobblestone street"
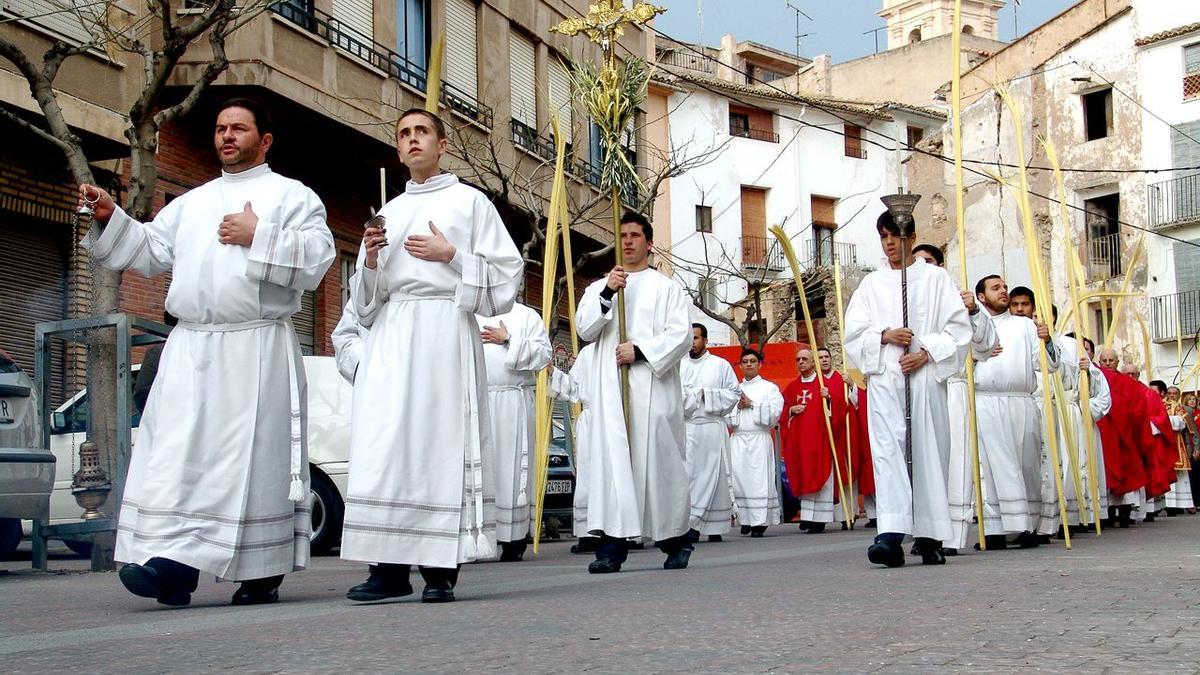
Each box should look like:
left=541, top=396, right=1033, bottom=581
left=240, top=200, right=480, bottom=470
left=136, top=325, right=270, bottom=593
left=3, top=514, right=1199, bottom=673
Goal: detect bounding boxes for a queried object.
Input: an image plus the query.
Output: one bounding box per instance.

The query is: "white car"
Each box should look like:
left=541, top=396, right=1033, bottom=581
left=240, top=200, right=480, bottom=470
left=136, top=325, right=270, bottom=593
left=48, top=356, right=350, bottom=555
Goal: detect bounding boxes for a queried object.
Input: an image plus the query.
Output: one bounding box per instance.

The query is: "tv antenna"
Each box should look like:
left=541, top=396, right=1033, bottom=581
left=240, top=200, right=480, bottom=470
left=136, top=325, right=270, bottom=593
left=785, top=1, right=813, bottom=61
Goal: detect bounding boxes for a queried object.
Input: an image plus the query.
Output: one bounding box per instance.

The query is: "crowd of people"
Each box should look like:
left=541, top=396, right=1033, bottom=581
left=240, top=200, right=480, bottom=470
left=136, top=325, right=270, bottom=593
left=76, top=100, right=1195, bottom=610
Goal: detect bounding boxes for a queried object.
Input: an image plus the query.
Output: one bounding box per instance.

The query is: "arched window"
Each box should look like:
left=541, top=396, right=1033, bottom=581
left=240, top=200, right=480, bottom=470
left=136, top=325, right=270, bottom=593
left=962, top=24, right=975, bottom=35
left=908, top=28, right=922, bottom=44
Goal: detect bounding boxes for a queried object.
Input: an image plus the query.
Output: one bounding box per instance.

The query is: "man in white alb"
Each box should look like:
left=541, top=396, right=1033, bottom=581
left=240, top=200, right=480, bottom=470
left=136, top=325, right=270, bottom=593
left=729, top=348, right=784, bottom=537
left=81, top=98, right=334, bottom=607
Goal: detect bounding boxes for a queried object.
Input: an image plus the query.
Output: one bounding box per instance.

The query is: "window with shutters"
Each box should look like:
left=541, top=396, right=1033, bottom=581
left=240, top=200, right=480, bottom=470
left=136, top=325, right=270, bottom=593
left=3, top=1, right=100, bottom=46
left=332, top=0, right=373, bottom=41
left=509, top=31, right=538, bottom=138
left=696, top=205, right=713, bottom=233
left=1184, top=43, right=1200, bottom=100
left=587, top=121, right=603, bottom=187
left=445, top=0, right=478, bottom=100
left=844, top=124, right=866, bottom=159
left=728, top=105, right=777, bottom=143
left=339, top=251, right=358, bottom=309
left=548, top=57, right=573, bottom=150
left=1171, top=238, right=1200, bottom=338
left=295, top=290, right=317, bottom=356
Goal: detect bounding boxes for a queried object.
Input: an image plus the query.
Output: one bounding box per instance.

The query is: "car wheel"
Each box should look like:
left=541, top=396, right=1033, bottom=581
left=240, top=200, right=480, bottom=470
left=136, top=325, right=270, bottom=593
left=0, top=518, right=21, bottom=560
left=309, top=470, right=344, bottom=556
left=64, top=539, right=93, bottom=558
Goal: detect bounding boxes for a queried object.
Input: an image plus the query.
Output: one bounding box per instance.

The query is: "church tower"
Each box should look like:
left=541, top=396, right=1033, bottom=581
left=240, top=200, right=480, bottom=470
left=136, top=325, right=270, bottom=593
left=878, top=0, right=1005, bottom=50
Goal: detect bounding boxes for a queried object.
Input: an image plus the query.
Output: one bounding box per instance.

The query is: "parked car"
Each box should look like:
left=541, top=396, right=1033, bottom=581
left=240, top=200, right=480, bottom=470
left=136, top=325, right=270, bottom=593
left=48, top=355, right=576, bottom=555
left=0, top=347, right=53, bottom=560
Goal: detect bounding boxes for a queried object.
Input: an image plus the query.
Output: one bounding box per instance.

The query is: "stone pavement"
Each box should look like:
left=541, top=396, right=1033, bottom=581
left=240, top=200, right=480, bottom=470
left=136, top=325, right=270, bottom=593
left=2, top=515, right=1199, bottom=673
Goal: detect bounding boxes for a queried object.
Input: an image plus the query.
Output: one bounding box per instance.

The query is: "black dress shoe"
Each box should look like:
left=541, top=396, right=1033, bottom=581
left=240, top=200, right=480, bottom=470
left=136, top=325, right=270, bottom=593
left=232, top=585, right=279, bottom=606
left=914, top=538, right=945, bottom=565
left=588, top=558, right=622, bottom=574
left=1144, top=513, right=1156, bottom=523
left=1014, top=531, right=1040, bottom=549
left=740, top=525, right=752, bottom=535
left=685, top=529, right=701, bottom=543
left=975, top=534, right=1008, bottom=551
left=867, top=541, right=905, bottom=568
left=119, top=563, right=191, bottom=607
left=1036, top=533, right=1052, bottom=545
left=865, top=519, right=877, bottom=528
left=499, top=541, right=526, bottom=562
left=749, top=527, right=765, bottom=538
left=942, top=548, right=958, bottom=556
left=663, top=547, right=692, bottom=570
left=805, top=522, right=825, bottom=534
left=707, top=535, right=723, bottom=543
left=346, top=571, right=414, bottom=602
left=570, top=537, right=599, bottom=554
left=421, top=587, right=455, bottom=603
left=797, top=521, right=811, bottom=532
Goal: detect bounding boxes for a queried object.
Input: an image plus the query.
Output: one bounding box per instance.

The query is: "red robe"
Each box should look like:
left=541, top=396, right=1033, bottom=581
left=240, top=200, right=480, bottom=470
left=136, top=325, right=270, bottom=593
left=850, top=388, right=876, bottom=496
left=1097, top=367, right=1148, bottom=495
left=1139, top=386, right=1178, bottom=499
left=779, top=374, right=844, bottom=496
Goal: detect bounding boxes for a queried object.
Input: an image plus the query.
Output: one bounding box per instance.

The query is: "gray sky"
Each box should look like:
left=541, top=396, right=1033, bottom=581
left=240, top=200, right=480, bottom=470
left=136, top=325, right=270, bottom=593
left=654, top=0, right=1080, bottom=63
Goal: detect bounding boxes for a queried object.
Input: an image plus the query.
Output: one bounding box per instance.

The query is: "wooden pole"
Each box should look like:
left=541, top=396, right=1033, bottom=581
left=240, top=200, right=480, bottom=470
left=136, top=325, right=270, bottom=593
left=951, top=0, right=988, bottom=549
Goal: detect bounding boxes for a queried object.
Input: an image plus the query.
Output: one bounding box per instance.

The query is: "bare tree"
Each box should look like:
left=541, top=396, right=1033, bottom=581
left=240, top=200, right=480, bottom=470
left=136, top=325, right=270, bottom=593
left=0, top=0, right=275, bottom=497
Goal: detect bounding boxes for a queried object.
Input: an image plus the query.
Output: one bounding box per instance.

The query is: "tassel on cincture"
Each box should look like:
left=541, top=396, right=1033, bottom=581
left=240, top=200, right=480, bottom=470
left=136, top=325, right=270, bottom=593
left=475, top=531, right=494, bottom=559
left=463, top=531, right=479, bottom=560
left=288, top=473, right=305, bottom=502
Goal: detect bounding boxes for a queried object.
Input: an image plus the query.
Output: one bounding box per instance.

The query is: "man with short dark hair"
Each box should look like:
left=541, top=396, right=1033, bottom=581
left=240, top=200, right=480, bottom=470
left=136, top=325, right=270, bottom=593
left=971, top=275, right=1058, bottom=549
left=911, top=244, right=945, bottom=267
left=844, top=212, right=972, bottom=567
left=80, top=98, right=334, bottom=607
left=729, top=348, right=784, bottom=537
left=575, top=212, right=693, bottom=573
left=342, top=108, right=524, bottom=603
left=680, top=323, right=741, bottom=542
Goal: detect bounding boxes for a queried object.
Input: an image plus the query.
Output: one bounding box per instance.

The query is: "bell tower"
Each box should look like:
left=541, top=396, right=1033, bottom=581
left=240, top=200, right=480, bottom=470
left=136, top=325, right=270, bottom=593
left=878, top=0, right=1005, bottom=50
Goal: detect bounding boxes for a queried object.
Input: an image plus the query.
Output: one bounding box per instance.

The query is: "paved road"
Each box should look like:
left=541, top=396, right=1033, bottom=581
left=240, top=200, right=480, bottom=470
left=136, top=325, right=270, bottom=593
left=2, top=515, right=1199, bottom=673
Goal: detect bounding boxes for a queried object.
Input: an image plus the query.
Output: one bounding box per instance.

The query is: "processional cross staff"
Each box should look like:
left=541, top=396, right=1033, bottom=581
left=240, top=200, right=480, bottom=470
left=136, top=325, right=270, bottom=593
left=551, top=1, right=666, bottom=441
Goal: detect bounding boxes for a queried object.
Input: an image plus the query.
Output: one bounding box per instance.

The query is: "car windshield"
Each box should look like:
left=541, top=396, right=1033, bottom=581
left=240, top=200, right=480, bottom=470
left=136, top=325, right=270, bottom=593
left=0, top=349, right=21, bottom=374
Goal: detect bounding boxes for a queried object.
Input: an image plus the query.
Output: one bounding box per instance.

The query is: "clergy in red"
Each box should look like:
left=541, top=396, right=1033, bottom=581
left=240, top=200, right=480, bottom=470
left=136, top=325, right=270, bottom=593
left=779, top=347, right=845, bottom=532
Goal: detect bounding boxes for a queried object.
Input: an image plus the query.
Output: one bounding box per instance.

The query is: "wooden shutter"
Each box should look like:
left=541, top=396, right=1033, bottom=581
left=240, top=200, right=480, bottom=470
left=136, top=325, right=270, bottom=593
left=0, top=217, right=68, bottom=403
left=1171, top=120, right=1200, bottom=176
left=810, top=196, right=836, bottom=226
left=6, top=1, right=95, bottom=45
left=548, top=58, right=572, bottom=145
left=509, top=32, right=537, bottom=128
left=332, top=0, right=373, bottom=40
left=445, top=0, right=478, bottom=98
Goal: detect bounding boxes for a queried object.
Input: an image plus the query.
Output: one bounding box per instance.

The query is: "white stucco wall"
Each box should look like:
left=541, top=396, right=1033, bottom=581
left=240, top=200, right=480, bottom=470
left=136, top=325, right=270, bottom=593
left=661, top=86, right=922, bottom=345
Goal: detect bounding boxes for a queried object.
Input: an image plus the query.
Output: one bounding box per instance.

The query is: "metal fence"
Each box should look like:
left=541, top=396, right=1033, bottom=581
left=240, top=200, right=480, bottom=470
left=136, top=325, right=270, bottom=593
left=1148, top=173, right=1200, bottom=229
left=741, top=235, right=785, bottom=272
left=1150, top=289, right=1200, bottom=343
left=1087, top=233, right=1123, bottom=281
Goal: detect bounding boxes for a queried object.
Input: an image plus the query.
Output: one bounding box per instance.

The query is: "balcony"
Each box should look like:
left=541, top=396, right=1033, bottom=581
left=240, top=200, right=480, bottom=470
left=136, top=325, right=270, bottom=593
left=511, top=119, right=556, bottom=161
left=656, top=50, right=715, bottom=74
left=729, top=124, right=780, bottom=143
left=803, top=238, right=858, bottom=269
left=1086, top=233, right=1123, bottom=281
left=1148, top=173, right=1200, bottom=229
left=741, top=235, right=786, bottom=273
left=1150, top=290, right=1200, bottom=343
left=271, top=3, right=493, bottom=128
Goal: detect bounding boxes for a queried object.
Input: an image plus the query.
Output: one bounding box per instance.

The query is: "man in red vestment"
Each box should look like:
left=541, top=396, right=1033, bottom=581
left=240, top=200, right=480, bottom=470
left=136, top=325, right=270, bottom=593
left=1095, top=347, right=1148, bottom=527
left=779, top=347, right=845, bottom=533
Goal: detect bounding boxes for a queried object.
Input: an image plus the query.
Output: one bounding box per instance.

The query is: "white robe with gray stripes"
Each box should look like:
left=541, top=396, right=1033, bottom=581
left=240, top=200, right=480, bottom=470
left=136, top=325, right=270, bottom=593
left=341, top=172, right=523, bottom=569
left=85, top=163, right=334, bottom=581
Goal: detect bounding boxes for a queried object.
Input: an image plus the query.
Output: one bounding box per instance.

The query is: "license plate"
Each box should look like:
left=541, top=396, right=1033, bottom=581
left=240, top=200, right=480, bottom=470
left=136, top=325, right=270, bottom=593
left=0, top=398, right=13, bottom=425
left=545, top=479, right=572, bottom=494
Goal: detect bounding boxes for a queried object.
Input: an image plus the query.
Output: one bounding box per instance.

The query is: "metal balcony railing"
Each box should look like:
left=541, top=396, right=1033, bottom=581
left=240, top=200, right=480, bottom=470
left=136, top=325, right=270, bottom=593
left=803, top=238, right=858, bottom=268
left=271, top=3, right=493, bottom=128
left=511, top=119, right=556, bottom=161
left=844, top=145, right=867, bottom=160
left=656, top=49, right=715, bottom=73
left=1148, top=173, right=1200, bottom=229
left=1150, top=290, right=1200, bottom=343
left=741, top=235, right=785, bottom=272
left=729, top=124, right=780, bottom=143
left=1086, top=233, right=1123, bottom=281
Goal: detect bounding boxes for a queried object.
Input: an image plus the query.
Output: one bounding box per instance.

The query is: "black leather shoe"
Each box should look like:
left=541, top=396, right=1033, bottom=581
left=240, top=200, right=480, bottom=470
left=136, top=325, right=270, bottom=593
left=119, top=563, right=191, bottom=607
left=570, top=538, right=599, bottom=554
left=867, top=541, right=905, bottom=568
left=740, top=525, right=752, bottom=535
left=499, top=541, right=526, bottom=562
left=232, top=585, right=279, bottom=606
left=588, top=558, right=621, bottom=574
left=805, top=522, right=825, bottom=534
left=685, top=529, right=701, bottom=543
left=865, top=519, right=877, bottom=528
left=975, top=535, right=1008, bottom=551
left=1015, top=531, right=1040, bottom=548
left=421, top=587, right=455, bottom=603
left=346, top=571, right=413, bottom=602
left=914, top=538, right=945, bottom=565
left=942, top=548, right=958, bottom=556
left=663, top=547, right=692, bottom=570
left=707, top=535, right=723, bottom=543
